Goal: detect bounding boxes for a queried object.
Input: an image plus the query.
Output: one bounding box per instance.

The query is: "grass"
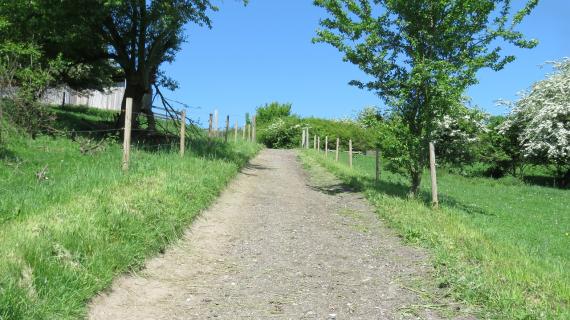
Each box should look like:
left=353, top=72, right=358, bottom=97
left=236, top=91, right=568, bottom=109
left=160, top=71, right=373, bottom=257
left=299, top=149, right=570, bottom=319
left=0, top=106, right=261, bottom=319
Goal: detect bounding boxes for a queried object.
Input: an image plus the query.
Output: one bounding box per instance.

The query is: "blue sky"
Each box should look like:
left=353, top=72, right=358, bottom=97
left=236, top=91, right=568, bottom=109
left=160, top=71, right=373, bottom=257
left=161, top=1, right=569, bottom=126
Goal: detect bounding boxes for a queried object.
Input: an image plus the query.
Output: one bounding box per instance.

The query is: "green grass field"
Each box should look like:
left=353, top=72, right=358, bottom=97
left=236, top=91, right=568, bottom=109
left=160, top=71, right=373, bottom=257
left=300, top=149, right=569, bottom=319
left=0, top=107, right=260, bottom=319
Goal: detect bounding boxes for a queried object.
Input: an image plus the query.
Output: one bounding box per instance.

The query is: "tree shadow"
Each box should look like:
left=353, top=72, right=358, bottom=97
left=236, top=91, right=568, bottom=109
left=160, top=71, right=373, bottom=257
left=49, top=106, right=255, bottom=165
left=310, top=182, right=358, bottom=195
left=0, top=146, right=17, bottom=162
left=316, top=169, right=494, bottom=216
left=523, top=175, right=569, bottom=189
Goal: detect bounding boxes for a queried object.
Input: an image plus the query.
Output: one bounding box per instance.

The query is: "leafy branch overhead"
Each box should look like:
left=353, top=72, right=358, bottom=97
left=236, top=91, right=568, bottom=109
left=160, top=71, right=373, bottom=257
left=314, top=0, right=538, bottom=103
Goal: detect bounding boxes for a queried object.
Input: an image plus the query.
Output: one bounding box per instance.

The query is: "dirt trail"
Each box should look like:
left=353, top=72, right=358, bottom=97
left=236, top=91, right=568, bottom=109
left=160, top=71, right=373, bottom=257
left=89, top=149, right=463, bottom=319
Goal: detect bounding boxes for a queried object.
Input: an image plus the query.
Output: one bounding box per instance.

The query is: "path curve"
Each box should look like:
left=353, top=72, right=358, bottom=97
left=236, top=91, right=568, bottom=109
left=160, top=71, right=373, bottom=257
left=89, top=149, right=451, bottom=319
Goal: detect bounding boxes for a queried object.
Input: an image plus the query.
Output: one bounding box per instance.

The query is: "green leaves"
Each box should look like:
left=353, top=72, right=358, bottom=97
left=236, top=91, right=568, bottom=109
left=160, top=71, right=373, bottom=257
left=313, top=0, right=538, bottom=195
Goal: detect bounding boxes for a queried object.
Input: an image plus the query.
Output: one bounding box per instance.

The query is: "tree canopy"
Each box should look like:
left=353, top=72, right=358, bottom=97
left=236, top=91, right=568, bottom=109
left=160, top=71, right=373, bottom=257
left=313, top=0, right=538, bottom=195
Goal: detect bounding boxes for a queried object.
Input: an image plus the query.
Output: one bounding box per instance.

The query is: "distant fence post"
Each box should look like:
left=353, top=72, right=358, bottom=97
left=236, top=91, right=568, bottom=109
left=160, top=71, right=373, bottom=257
left=225, top=115, right=230, bottom=143
left=335, top=138, right=339, bottom=162
left=317, top=136, right=320, bottom=152
left=348, top=139, right=353, bottom=168
left=213, top=109, right=218, bottom=135
left=242, top=122, right=246, bottom=139
left=180, top=110, right=186, bottom=156
left=313, top=135, right=316, bottom=149
left=252, top=116, right=256, bottom=142
left=325, top=136, right=328, bottom=157
left=208, top=113, right=213, bottom=137
left=429, top=142, right=439, bottom=208
left=234, top=120, right=238, bottom=142
left=301, top=128, right=306, bottom=148
left=375, top=147, right=381, bottom=184
left=122, top=97, right=133, bottom=171
left=246, top=124, right=251, bottom=141
left=305, top=128, right=310, bottom=149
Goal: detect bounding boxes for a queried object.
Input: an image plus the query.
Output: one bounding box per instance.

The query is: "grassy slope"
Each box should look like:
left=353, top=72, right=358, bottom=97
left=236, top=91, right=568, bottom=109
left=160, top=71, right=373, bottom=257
left=0, top=108, right=260, bottom=319
left=299, top=150, right=569, bottom=319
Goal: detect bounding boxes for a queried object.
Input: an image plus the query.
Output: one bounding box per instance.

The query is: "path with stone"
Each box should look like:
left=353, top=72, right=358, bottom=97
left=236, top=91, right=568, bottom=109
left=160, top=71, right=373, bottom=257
left=89, top=149, right=465, bottom=319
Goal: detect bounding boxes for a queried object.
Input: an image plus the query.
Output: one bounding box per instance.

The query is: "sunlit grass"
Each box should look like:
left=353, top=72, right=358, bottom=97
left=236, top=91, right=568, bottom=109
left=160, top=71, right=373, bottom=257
left=0, top=108, right=260, bottom=319
left=300, top=149, right=569, bottom=319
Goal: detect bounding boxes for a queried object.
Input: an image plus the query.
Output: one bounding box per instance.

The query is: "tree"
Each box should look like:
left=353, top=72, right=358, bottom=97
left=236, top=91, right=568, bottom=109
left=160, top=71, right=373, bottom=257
left=256, top=102, right=292, bottom=126
left=477, top=115, right=526, bottom=178
left=0, top=0, right=118, bottom=91
left=100, top=0, right=225, bottom=129
left=1, top=0, right=246, bottom=129
left=313, top=0, right=538, bottom=196
left=356, top=106, right=383, bottom=129
left=0, top=4, right=70, bottom=138
left=501, top=58, right=570, bottom=185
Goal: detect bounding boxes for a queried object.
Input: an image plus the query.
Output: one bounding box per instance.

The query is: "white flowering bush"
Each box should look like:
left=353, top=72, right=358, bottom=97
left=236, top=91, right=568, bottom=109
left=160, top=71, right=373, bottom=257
left=258, top=117, right=302, bottom=149
left=501, top=58, right=570, bottom=184
left=432, top=106, right=488, bottom=168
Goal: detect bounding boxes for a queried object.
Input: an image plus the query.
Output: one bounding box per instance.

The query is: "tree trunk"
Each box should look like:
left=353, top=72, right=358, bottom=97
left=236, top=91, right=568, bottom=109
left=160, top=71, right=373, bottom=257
left=142, top=88, right=156, bottom=131
left=117, top=76, right=155, bottom=131
left=409, top=164, right=422, bottom=197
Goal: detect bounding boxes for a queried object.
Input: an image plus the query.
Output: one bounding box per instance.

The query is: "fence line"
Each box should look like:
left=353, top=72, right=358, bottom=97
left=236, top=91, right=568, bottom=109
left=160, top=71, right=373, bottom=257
left=301, top=130, right=440, bottom=210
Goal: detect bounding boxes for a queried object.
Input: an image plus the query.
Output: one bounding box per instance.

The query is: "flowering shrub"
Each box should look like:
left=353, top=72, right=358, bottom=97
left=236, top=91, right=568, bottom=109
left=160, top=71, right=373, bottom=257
left=258, top=117, right=302, bottom=149
left=501, top=58, right=570, bottom=184
left=433, top=107, right=488, bottom=169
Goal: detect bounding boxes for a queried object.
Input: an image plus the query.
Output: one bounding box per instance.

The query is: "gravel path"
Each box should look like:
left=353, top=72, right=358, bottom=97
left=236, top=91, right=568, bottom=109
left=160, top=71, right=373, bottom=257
left=88, top=149, right=458, bottom=319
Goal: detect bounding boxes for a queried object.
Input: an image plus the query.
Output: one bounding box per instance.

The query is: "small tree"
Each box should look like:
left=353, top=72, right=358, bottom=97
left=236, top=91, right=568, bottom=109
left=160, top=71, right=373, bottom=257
left=502, top=58, right=570, bottom=185
left=0, top=42, right=63, bottom=137
left=256, top=102, right=292, bottom=126
left=479, top=115, right=526, bottom=178
left=356, top=106, right=383, bottom=130
left=313, top=0, right=538, bottom=196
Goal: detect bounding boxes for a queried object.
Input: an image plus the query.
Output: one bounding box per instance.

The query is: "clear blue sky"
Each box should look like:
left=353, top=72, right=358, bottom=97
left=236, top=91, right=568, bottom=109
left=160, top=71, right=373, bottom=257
left=161, top=1, right=569, bottom=126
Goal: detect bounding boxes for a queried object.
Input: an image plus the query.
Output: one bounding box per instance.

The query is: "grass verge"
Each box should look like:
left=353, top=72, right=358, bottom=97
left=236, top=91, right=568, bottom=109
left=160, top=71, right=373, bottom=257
left=299, top=149, right=569, bottom=319
left=0, top=107, right=261, bottom=319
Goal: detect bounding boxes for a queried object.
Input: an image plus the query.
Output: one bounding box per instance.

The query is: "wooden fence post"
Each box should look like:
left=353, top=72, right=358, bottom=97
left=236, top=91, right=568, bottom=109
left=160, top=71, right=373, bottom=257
left=317, top=136, right=320, bottom=152
left=349, top=139, right=353, bottom=168
left=234, top=120, right=238, bottom=142
left=213, top=109, right=218, bottom=135
left=208, top=113, right=213, bottom=137
left=306, top=129, right=310, bottom=149
left=252, top=116, right=256, bottom=142
left=122, top=97, right=133, bottom=171
left=242, top=122, right=246, bottom=139
left=180, top=110, right=186, bottom=156
left=225, top=115, right=230, bottom=143
left=325, top=136, right=328, bottom=157
left=301, top=128, right=306, bottom=148
left=246, top=124, right=250, bottom=141
left=335, top=138, right=339, bottom=161
left=429, top=142, right=439, bottom=208
left=313, top=135, right=316, bottom=149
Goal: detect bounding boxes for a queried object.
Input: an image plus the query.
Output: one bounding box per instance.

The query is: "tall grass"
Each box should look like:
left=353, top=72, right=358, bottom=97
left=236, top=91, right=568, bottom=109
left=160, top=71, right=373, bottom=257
left=0, top=108, right=260, bottom=319
left=300, top=150, right=569, bottom=319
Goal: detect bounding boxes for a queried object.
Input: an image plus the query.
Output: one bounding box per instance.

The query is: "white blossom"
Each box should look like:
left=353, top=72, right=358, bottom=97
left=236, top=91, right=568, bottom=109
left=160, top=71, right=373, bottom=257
left=501, top=58, right=570, bottom=165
